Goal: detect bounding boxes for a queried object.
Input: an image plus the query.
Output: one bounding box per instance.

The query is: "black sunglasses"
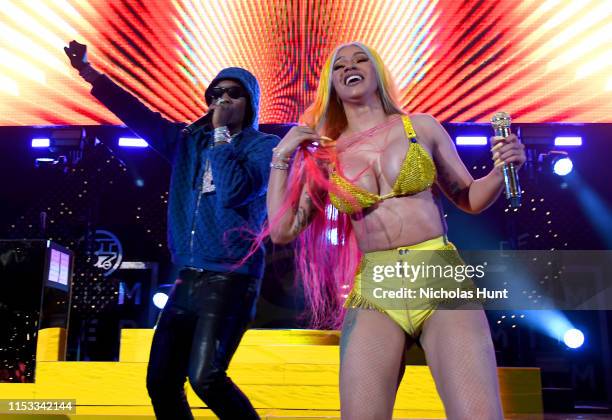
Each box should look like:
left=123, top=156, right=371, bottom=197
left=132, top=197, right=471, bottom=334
left=205, top=86, right=247, bottom=104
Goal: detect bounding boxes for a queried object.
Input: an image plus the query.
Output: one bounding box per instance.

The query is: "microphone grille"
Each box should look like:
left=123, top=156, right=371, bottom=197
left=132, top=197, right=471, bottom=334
left=491, top=111, right=511, bottom=128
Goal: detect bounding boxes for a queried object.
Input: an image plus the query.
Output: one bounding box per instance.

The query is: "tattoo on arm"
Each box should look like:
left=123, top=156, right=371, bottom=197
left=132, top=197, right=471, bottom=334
left=438, top=166, right=463, bottom=202
left=291, top=207, right=307, bottom=235
left=290, top=192, right=312, bottom=235
left=448, top=180, right=462, bottom=202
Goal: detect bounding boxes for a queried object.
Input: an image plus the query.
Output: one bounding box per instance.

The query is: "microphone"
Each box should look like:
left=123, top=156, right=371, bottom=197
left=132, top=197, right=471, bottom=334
left=491, top=112, right=521, bottom=208
left=181, top=110, right=214, bottom=137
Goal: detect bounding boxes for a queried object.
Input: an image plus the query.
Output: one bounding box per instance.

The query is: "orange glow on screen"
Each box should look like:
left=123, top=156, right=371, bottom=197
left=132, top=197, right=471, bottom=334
left=0, top=0, right=610, bottom=125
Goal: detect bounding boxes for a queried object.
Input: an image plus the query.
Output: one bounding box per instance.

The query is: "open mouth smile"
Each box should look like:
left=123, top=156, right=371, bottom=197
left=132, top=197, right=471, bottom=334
left=344, top=74, right=364, bottom=86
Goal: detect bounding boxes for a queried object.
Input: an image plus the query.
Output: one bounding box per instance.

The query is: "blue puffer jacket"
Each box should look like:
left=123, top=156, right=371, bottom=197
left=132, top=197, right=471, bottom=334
left=91, top=67, right=279, bottom=278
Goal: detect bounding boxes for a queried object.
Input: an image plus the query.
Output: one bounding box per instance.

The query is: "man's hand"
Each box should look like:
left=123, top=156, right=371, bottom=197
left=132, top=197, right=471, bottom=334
left=210, top=98, right=233, bottom=129
left=64, top=40, right=89, bottom=71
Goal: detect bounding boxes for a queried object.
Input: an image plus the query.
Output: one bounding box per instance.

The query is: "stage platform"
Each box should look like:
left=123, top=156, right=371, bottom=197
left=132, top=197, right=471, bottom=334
left=0, top=328, right=543, bottom=419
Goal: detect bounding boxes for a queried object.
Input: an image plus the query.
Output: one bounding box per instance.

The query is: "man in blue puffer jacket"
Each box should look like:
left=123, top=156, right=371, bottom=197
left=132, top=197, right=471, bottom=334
left=65, top=40, right=278, bottom=419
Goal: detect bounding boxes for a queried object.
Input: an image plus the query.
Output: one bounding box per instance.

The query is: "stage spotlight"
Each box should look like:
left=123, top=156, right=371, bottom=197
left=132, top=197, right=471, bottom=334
left=152, top=292, right=169, bottom=309
left=553, top=157, right=573, bottom=176
left=119, top=137, right=148, bottom=147
left=455, top=136, right=488, bottom=146
left=31, top=138, right=50, bottom=148
left=563, top=328, right=584, bottom=349
left=34, top=157, right=56, bottom=166
left=538, top=151, right=573, bottom=176
left=33, top=128, right=88, bottom=170
left=35, top=156, right=66, bottom=168
left=519, top=310, right=573, bottom=342
left=554, top=136, right=582, bottom=146
left=152, top=284, right=172, bottom=309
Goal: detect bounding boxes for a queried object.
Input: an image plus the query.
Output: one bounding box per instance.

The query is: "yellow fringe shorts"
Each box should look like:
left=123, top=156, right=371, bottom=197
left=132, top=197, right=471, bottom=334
left=344, top=236, right=475, bottom=337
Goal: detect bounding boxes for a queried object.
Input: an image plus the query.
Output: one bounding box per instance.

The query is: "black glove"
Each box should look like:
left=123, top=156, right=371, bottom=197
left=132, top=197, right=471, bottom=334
left=64, top=40, right=89, bottom=71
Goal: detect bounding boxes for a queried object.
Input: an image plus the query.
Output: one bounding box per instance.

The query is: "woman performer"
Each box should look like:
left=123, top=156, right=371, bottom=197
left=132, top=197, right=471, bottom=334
left=266, top=42, right=525, bottom=419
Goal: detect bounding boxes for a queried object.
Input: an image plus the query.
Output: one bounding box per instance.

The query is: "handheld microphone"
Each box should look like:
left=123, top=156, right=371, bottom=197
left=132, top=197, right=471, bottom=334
left=491, top=112, right=521, bottom=208
left=181, top=110, right=214, bottom=137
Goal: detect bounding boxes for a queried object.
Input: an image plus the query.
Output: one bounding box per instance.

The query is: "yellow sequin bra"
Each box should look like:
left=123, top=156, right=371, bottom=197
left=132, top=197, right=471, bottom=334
left=329, top=115, right=436, bottom=215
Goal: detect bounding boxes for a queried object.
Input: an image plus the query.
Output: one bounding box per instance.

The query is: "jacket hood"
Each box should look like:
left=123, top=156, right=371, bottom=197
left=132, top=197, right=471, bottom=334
left=207, top=67, right=260, bottom=130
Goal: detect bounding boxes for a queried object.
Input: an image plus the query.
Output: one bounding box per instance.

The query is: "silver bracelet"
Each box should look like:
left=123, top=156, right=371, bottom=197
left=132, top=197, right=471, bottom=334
left=270, top=161, right=289, bottom=170
left=213, top=126, right=232, bottom=144
left=272, top=147, right=292, bottom=162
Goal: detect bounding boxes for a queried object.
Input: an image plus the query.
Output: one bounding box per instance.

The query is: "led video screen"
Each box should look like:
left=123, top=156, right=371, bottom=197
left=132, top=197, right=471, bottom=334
left=1, top=0, right=610, bottom=125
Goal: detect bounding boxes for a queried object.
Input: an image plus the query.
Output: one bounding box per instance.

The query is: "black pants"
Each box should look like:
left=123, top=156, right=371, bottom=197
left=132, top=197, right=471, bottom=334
left=146, top=268, right=260, bottom=419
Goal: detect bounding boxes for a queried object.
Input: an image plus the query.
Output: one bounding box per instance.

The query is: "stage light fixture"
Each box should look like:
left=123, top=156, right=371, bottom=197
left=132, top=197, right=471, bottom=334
left=455, top=136, right=488, bottom=146
left=34, top=156, right=66, bottom=168
left=563, top=328, right=584, bottom=349
left=553, top=157, right=573, bottom=176
left=152, top=292, right=168, bottom=309
left=538, top=151, right=573, bottom=176
left=33, top=128, right=88, bottom=171
left=49, top=128, right=87, bottom=152
left=152, top=284, right=173, bottom=309
left=554, top=136, right=582, bottom=146
left=118, top=137, right=148, bottom=147
left=31, top=138, right=50, bottom=148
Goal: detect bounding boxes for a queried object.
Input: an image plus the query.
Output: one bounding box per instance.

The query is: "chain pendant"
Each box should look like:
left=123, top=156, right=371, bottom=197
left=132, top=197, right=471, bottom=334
left=201, top=159, right=215, bottom=193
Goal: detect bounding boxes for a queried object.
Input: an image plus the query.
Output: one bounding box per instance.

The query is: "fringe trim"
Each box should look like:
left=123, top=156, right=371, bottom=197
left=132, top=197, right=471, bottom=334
left=343, top=290, right=385, bottom=313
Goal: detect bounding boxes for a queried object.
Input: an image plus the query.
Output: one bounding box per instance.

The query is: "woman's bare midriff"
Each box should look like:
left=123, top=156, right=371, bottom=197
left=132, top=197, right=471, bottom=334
left=351, top=191, right=445, bottom=252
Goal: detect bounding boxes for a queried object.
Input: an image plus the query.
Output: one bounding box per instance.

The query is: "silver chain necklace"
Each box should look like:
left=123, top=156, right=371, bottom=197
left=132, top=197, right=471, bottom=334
left=200, top=131, right=240, bottom=193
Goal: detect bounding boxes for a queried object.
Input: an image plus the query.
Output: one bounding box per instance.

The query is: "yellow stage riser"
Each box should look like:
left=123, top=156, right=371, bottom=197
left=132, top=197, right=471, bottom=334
left=119, top=329, right=341, bottom=362
left=231, top=346, right=341, bottom=365
left=1, top=328, right=542, bottom=416
left=32, top=361, right=543, bottom=389
left=2, top=362, right=541, bottom=413
left=0, top=383, right=36, bottom=399
left=36, top=327, right=67, bottom=362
